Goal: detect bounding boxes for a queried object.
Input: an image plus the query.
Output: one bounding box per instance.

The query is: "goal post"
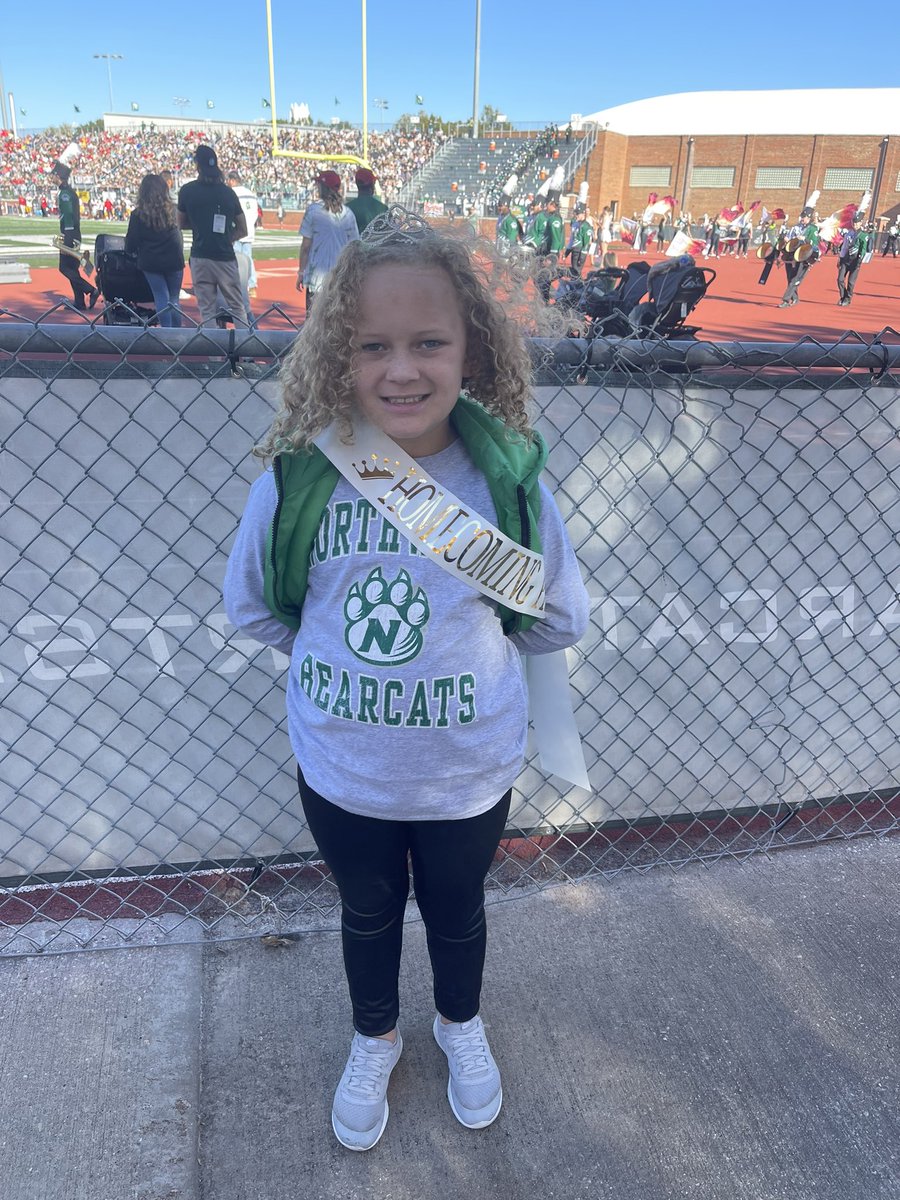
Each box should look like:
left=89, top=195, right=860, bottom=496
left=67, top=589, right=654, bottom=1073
left=265, top=0, right=371, bottom=168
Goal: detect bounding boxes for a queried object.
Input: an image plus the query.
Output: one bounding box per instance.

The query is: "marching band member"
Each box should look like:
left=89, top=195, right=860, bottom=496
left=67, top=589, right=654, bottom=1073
left=52, top=161, right=99, bottom=311
left=837, top=211, right=871, bottom=306
left=777, top=209, right=819, bottom=308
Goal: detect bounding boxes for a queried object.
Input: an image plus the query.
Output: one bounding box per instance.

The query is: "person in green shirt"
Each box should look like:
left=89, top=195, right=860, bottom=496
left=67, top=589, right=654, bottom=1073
left=545, top=196, right=565, bottom=254
left=836, top=212, right=871, bottom=306
left=346, top=168, right=388, bottom=234
left=523, top=199, right=547, bottom=255
left=53, top=161, right=99, bottom=310
left=778, top=209, right=819, bottom=308
left=495, top=200, right=522, bottom=253
left=536, top=196, right=565, bottom=303
left=566, top=208, right=592, bottom=277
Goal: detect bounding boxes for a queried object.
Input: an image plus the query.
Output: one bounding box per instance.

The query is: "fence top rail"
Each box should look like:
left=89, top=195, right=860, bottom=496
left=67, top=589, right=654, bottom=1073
left=1, top=321, right=899, bottom=372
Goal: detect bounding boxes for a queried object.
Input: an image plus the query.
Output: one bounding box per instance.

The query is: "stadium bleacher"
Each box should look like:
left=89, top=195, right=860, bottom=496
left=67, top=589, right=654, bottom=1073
left=400, top=131, right=596, bottom=213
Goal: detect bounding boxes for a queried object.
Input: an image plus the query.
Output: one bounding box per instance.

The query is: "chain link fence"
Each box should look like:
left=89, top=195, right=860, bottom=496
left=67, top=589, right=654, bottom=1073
left=2, top=316, right=900, bottom=956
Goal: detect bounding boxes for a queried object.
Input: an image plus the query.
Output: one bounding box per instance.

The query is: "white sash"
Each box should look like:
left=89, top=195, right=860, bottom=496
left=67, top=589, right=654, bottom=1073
left=313, top=417, right=590, bottom=791
left=314, top=416, right=545, bottom=618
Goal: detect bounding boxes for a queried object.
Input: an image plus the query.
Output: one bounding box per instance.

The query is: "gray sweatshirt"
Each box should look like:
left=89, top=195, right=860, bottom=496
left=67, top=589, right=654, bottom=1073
left=223, top=437, right=589, bottom=820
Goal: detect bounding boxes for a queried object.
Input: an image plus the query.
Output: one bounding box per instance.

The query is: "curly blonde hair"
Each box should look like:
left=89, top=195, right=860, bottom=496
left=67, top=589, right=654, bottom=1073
left=256, top=216, right=539, bottom=458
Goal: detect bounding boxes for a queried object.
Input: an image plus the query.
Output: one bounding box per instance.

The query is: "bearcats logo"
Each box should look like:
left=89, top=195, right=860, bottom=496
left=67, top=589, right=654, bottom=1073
left=344, top=567, right=430, bottom=666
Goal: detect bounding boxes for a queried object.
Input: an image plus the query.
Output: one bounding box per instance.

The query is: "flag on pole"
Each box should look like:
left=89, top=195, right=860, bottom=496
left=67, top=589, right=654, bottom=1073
left=334, top=97, right=340, bottom=105
left=262, top=97, right=271, bottom=108
left=20, top=108, right=26, bottom=116
left=665, top=230, right=706, bottom=258
left=131, top=101, right=139, bottom=111
left=73, top=105, right=80, bottom=114
left=415, top=94, right=424, bottom=105
left=206, top=100, right=214, bottom=109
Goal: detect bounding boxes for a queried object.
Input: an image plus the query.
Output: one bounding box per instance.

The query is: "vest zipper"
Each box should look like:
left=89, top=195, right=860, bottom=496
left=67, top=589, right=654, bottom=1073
left=516, top=483, right=532, bottom=550
left=507, top=483, right=533, bottom=636
left=270, top=456, right=285, bottom=575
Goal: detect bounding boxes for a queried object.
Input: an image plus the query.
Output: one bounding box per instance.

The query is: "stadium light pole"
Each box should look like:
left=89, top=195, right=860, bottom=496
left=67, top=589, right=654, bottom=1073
left=681, top=137, right=695, bottom=220
left=361, top=0, right=368, bottom=163
left=93, top=53, right=123, bottom=114
left=869, top=136, right=890, bottom=228
left=472, top=0, right=481, bottom=139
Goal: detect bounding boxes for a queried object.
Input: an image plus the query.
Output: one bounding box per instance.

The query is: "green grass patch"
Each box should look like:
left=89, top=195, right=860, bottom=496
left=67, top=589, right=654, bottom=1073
left=0, top=214, right=299, bottom=269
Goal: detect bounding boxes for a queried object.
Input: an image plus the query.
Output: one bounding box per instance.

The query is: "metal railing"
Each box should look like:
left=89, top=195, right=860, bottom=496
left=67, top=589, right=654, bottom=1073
left=2, top=315, right=899, bottom=956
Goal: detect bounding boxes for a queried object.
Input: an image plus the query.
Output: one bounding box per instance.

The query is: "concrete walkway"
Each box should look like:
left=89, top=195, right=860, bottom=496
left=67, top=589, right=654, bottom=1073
left=2, top=836, right=898, bottom=1200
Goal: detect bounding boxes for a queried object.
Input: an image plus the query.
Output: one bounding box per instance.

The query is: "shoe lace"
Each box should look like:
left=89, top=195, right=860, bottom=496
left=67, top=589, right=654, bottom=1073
left=446, top=1024, right=490, bottom=1077
left=343, top=1040, right=393, bottom=1099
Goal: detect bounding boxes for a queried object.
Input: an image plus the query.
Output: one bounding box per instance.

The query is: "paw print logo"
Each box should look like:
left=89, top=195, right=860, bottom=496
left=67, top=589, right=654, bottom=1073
left=344, top=567, right=430, bottom=666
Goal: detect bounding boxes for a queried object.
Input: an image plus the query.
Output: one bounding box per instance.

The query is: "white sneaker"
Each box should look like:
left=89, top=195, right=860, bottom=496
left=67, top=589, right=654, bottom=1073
left=433, top=1014, right=502, bottom=1129
left=331, top=1031, right=403, bottom=1151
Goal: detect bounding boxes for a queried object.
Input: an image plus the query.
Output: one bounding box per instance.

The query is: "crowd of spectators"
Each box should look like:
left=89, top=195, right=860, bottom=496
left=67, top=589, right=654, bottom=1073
left=0, top=123, right=446, bottom=214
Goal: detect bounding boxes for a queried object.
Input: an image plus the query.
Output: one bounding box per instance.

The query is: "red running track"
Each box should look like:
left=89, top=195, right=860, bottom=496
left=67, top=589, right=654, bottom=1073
left=2, top=250, right=899, bottom=342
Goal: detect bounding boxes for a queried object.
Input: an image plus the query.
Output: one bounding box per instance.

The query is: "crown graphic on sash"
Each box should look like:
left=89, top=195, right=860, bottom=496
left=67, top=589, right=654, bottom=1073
left=353, top=458, right=397, bottom=481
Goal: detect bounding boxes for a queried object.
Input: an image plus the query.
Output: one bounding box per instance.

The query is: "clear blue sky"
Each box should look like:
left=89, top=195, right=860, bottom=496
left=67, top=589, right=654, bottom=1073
left=2, top=0, right=896, bottom=134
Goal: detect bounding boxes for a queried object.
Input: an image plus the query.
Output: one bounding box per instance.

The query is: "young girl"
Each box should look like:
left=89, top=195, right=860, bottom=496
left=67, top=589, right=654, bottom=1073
left=224, top=208, right=589, bottom=1151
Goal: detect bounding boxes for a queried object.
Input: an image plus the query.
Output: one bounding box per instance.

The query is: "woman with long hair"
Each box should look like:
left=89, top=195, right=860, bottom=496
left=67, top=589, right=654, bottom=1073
left=296, top=170, right=359, bottom=315
left=125, top=173, right=185, bottom=327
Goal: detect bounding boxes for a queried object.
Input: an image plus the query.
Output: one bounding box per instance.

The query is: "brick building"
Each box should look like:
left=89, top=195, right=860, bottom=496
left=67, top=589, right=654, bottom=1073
left=571, top=88, right=900, bottom=225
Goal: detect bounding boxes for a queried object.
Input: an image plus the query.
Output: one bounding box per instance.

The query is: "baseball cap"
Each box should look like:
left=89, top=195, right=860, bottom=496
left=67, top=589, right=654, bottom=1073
left=316, top=170, right=342, bottom=191
left=194, top=145, right=218, bottom=170
left=355, top=167, right=376, bottom=187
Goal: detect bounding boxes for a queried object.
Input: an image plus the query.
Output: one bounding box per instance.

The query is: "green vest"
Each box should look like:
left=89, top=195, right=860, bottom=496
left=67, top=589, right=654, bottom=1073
left=263, top=396, right=547, bottom=636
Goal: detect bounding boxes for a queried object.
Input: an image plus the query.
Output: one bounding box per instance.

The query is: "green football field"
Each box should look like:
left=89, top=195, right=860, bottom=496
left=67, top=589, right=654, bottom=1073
left=0, top=215, right=301, bottom=269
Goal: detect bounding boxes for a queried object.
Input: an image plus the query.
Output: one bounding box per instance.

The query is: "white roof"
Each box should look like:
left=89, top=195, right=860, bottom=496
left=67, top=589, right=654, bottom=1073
left=576, top=89, right=900, bottom=136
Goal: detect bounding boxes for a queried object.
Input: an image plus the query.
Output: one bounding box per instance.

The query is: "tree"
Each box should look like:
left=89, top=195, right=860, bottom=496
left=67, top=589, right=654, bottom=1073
left=480, top=105, right=512, bottom=132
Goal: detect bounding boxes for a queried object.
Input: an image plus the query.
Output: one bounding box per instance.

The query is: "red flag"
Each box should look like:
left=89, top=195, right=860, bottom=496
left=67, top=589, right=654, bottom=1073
left=719, top=205, right=743, bottom=222
left=771, top=208, right=786, bottom=220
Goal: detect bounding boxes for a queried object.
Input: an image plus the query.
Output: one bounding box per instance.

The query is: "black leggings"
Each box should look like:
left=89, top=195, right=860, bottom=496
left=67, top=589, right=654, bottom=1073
left=298, top=768, right=511, bottom=1037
